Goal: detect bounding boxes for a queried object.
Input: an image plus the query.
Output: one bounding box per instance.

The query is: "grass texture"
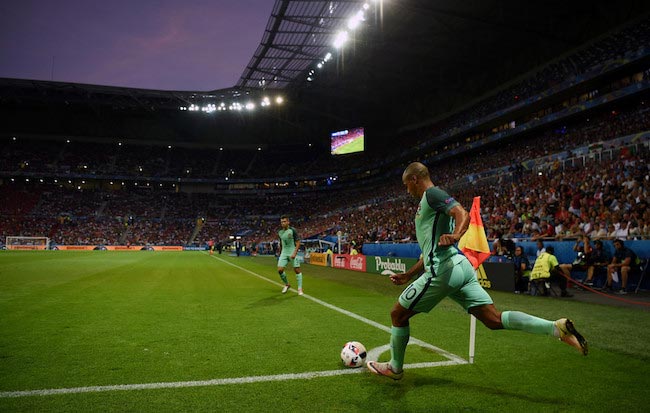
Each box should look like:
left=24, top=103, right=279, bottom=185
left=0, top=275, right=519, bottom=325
left=0, top=251, right=648, bottom=412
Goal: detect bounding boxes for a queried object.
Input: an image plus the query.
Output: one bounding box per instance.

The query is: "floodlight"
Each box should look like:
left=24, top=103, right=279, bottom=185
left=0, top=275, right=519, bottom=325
left=276, top=96, right=284, bottom=104
left=246, top=102, right=255, bottom=110
left=333, top=31, right=349, bottom=48
left=347, top=11, right=364, bottom=30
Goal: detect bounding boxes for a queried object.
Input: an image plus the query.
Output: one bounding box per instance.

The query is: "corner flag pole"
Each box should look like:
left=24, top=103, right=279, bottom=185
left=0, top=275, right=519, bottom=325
left=469, top=315, right=476, bottom=364
left=458, top=196, right=490, bottom=365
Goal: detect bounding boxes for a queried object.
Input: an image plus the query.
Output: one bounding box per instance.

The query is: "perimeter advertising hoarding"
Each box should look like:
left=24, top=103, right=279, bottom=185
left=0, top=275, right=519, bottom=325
left=332, top=254, right=366, bottom=272
left=308, top=252, right=328, bottom=266
left=365, top=256, right=419, bottom=275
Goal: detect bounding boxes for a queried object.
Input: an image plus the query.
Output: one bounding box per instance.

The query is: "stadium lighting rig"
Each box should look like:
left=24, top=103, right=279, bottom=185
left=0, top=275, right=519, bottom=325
left=305, top=1, right=376, bottom=84
left=178, top=94, right=284, bottom=114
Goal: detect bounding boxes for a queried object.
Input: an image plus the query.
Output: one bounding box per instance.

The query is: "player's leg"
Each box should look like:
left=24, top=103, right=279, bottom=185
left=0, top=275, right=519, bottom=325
left=293, top=259, right=303, bottom=295
left=369, top=263, right=450, bottom=379
left=469, top=302, right=587, bottom=355
left=277, top=256, right=290, bottom=293
left=367, top=301, right=415, bottom=380
left=455, top=257, right=587, bottom=355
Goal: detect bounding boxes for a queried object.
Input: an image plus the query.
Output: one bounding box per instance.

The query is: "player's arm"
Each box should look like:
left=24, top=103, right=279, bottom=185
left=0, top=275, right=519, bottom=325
left=291, top=229, right=300, bottom=258
left=390, top=258, right=424, bottom=285
left=439, top=205, right=469, bottom=246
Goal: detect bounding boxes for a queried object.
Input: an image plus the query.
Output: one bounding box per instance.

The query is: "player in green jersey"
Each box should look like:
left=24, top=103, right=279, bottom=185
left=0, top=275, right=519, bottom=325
left=367, top=162, right=587, bottom=380
left=277, top=216, right=304, bottom=295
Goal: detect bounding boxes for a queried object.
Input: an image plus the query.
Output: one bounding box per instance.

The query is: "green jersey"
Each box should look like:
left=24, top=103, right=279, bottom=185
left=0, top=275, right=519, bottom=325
left=278, top=227, right=299, bottom=256
left=415, top=186, right=460, bottom=275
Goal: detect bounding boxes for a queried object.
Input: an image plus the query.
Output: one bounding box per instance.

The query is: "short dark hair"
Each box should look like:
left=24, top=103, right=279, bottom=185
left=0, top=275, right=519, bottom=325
left=614, top=239, right=624, bottom=246
left=546, top=246, right=555, bottom=254
left=280, top=216, right=289, bottom=221
left=594, top=240, right=603, bottom=246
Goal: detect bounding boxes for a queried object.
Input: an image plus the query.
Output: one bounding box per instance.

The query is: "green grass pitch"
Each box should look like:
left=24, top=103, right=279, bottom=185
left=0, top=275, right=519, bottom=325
left=332, top=137, right=364, bottom=155
left=0, top=251, right=649, bottom=412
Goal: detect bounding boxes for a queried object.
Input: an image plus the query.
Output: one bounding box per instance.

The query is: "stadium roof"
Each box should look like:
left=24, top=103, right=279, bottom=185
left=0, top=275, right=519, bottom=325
left=2, top=1, right=650, bottom=147
left=237, top=0, right=365, bottom=90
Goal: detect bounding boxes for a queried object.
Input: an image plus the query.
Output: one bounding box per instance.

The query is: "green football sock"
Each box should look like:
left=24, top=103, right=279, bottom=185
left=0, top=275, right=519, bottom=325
left=296, top=272, right=303, bottom=289
left=501, top=311, right=555, bottom=336
left=389, top=325, right=410, bottom=372
left=279, top=272, right=288, bottom=284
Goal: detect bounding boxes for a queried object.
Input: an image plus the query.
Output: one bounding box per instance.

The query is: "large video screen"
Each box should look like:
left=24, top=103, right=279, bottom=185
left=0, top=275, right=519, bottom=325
left=330, top=127, right=364, bottom=155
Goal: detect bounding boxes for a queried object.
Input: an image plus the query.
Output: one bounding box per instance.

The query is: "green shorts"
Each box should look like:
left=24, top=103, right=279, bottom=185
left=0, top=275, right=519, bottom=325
left=278, top=255, right=300, bottom=269
left=398, top=254, right=493, bottom=313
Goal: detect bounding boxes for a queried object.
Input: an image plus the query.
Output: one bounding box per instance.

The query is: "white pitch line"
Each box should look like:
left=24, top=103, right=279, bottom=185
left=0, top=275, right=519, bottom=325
left=210, top=255, right=468, bottom=364
left=0, top=360, right=462, bottom=398
left=0, top=255, right=468, bottom=399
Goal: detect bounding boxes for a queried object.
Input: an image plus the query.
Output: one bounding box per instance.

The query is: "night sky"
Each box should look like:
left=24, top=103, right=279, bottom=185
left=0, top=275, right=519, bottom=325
left=0, top=0, right=273, bottom=91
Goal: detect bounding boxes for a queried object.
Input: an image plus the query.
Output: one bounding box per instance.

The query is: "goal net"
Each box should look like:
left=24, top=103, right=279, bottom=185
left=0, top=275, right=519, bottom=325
left=5, top=236, right=50, bottom=250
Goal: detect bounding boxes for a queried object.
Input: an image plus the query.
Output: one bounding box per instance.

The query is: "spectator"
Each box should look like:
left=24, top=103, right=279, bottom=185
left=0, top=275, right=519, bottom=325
left=513, top=246, right=531, bottom=293
left=583, top=239, right=610, bottom=286
left=604, top=239, right=639, bottom=294
left=589, top=222, right=607, bottom=239
left=529, top=246, right=574, bottom=297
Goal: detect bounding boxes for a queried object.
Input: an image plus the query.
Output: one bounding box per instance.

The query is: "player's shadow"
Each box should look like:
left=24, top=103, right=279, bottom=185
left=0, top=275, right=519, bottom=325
left=367, top=374, right=566, bottom=407
left=245, top=294, right=297, bottom=309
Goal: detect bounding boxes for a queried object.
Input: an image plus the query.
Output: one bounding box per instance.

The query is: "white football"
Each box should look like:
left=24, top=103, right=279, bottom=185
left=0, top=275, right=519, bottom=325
left=340, top=341, right=367, bottom=368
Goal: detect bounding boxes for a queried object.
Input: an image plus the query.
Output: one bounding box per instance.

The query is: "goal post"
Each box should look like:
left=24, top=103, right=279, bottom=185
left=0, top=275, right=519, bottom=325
left=5, top=236, right=50, bottom=250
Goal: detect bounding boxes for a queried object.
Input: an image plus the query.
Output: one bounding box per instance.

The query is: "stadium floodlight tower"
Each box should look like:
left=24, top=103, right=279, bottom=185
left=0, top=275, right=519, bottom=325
left=5, top=236, right=50, bottom=250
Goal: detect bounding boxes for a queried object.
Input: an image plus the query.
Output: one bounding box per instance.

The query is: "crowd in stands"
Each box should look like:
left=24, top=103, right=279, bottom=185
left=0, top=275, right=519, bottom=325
left=406, top=18, right=650, bottom=148
left=2, top=128, right=647, bottom=250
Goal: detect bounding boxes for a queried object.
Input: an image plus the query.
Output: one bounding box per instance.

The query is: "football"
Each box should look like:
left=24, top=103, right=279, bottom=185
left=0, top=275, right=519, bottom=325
left=340, top=341, right=367, bottom=368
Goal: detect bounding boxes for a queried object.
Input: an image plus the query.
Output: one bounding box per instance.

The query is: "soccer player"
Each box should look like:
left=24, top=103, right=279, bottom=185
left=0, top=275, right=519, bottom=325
left=277, top=216, right=304, bottom=295
left=367, top=162, right=587, bottom=380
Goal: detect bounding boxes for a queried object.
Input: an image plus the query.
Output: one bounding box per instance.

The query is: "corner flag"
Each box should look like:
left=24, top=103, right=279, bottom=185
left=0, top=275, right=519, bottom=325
left=458, top=196, right=490, bottom=270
